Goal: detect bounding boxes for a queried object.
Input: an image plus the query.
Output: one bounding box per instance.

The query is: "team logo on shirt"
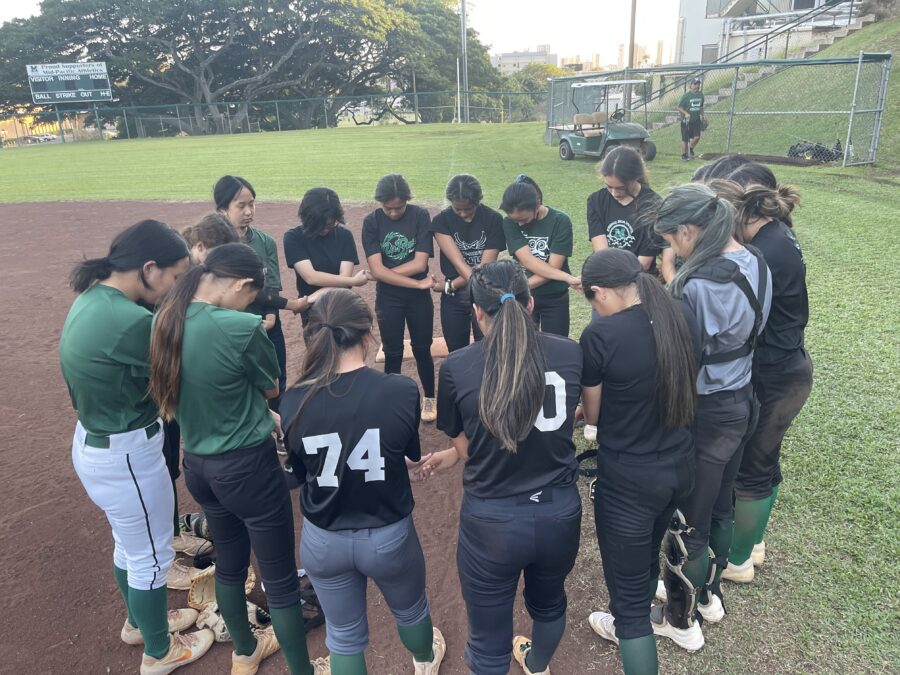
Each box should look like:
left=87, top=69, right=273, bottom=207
left=606, top=220, right=635, bottom=249
left=526, top=236, right=550, bottom=261
left=382, top=232, right=416, bottom=261
left=454, top=231, right=488, bottom=266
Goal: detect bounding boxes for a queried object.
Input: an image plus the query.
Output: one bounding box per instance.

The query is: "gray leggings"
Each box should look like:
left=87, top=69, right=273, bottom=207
left=300, top=515, right=430, bottom=655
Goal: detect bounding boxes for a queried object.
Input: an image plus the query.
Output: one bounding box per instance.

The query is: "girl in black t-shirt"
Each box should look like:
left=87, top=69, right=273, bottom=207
left=280, top=289, right=445, bottom=675
left=361, top=174, right=437, bottom=422
left=579, top=249, right=699, bottom=675
left=423, top=259, right=583, bottom=675
left=283, top=188, right=367, bottom=328
left=587, top=146, right=662, bottom=273
left=710, top=174, right=810, bottom=583
left=430, top=175, right=505, bottom=351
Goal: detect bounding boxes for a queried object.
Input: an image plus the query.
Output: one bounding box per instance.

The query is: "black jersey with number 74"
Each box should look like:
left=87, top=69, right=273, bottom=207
left=281, top=368, right=421, bottom=531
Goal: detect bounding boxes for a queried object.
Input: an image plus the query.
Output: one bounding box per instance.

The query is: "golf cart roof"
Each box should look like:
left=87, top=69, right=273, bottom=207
left=571, top=79, right=646, bottom=88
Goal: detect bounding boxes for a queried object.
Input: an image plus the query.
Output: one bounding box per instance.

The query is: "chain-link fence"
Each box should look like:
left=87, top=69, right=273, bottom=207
left=546, top=52, right=891, bottom=167
left=0, top=90, right=547, bottom=147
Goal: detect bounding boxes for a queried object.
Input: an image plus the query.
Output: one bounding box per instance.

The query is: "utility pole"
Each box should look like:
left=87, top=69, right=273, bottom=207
left=624, top=0, right=637, bottom=121
left=459, top=0, right=470, bottom=123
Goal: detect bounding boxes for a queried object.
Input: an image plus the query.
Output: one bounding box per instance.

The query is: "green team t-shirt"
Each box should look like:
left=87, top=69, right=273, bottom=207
left=502, top=206, right=573, bottom=298
left=59, top=283, right=158, bottom=435
left=678, top=91, right=705, bottom=122
left=170, top=302, right=279, bottom=456
left=242, top=227, right=282, bottom=291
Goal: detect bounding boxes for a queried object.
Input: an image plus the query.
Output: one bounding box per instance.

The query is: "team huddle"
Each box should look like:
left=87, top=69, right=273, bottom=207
left=59, top=146, right=811, bottom=675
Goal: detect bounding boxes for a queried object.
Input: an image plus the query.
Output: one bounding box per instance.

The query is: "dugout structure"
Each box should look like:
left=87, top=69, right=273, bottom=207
left=546, top=52, right=892, bottom=167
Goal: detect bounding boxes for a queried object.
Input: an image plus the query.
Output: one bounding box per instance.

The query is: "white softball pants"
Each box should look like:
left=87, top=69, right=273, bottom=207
left=71, top=420, right=175, bottom=590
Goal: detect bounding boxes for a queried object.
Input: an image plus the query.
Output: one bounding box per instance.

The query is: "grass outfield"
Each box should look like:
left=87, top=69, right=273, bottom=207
left=3, top=122, right=899, bottom=671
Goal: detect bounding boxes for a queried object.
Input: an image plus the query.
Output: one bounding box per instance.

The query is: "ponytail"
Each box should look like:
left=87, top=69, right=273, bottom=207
left=705, top=179, right=800, bottom=241
left=293, top=289, right=373, bottom=414
left=582, top=249, right=697, bottom=429
left=634, top=274, right=697, bottom=428
left=470, top=260, right=546, bottom=451
left=150, top=243, right=264, bottom=419
left=653, top=183, right=737, bottom=298
left=69, top=219, right=188, bottom=293
left=70, top=256, right=115, bottom=292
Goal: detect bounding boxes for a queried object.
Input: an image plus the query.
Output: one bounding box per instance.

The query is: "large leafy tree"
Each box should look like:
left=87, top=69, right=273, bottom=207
left=0, top=0, right=496, bottom=130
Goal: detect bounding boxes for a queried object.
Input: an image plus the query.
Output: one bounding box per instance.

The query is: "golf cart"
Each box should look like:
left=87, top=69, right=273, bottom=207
left=550, top=80, right=656, bottom=162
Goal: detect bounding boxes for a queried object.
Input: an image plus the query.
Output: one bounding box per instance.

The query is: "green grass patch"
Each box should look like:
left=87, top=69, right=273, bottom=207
left=1, top=118, right=898, bottom=672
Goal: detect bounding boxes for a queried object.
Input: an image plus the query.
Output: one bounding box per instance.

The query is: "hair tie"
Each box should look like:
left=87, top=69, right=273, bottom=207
left=499, top=293, right=516, bottom=305
left=319, top=322, right=337, bottom=332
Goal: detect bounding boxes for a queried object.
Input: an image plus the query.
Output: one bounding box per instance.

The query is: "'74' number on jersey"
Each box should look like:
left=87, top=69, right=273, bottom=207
left=302, top=429, right=385, bottom=487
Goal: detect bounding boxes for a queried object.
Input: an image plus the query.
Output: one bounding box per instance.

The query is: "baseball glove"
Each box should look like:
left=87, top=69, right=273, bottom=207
left=196, top=601, right=272, bottom=642
left=187, top=564, right=257, bottom=610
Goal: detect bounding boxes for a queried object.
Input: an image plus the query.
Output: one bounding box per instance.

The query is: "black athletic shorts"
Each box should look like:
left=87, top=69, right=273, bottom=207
left=681, top=118, right=702, bottom=142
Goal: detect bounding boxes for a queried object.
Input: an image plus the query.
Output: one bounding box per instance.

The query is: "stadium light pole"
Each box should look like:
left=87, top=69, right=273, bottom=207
left=459, top=0, right=470, bottom=123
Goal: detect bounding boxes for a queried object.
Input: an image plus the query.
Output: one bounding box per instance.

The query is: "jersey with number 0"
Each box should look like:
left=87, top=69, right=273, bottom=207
left=437, top=333, right=582, bottom=498
left=281, top=367, right=421, bottom=530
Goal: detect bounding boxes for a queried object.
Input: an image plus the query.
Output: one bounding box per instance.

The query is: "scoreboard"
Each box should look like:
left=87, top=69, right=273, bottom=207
left=27, top=62, right=112, bottom=104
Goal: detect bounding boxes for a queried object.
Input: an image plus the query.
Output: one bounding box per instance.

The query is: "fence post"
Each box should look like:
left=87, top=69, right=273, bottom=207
left=868, top=56, right=892, bottom=165
left=176, top=104, right=183, bottom=134
left=12, top=116, right=20, bottom=145
left=726, top=66, right=739, bottom=153
left=322, top=98, right=329, bottom=128
left=848, top=0, right=854, bottom=26
left=843, top=51, right=865, bottom=167
left=783, top=29, right=790, bottom=59
left=123, top=109, right=131, bottom=139
left=764, top=34, right=769, bottom=59
left=54, top=104, right=66, bottom=143
left=94, top=104, right=103, bottom=141
left=275, top=101, right=282, bottom=132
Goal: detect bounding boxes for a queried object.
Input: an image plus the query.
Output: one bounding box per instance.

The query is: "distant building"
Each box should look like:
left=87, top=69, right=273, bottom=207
left=616, top=43, right=649, bottom=68
left=491, top=46, right=559, bottom=73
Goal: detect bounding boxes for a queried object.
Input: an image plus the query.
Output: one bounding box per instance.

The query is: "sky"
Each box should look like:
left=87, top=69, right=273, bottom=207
left=1, top=0, right=680, bottom=66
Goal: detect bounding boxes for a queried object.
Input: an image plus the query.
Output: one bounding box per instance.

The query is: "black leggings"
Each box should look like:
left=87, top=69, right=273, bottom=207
left=183, top=437, right=300, bottom=609
left=375, top=283, right=435, bottom=397
left=736, top=350, right=813, bottom=499
left=440, top=290, right=483, bottom=352
left=532, top=293, right=570, bottom=337
left=457, top=486, right=581, bottom=675
left=595, top=448, right=693, bottom=640
left=680, top=384, right=755, bottom=558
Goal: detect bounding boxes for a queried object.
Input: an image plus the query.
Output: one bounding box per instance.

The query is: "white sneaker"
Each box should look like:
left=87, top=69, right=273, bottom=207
left=721, top=558, right=755, bottom=583
left=140, top=629, right=215, bottom=674
left=751, top=541, right=766, bottom=567
left=121, top=609, right=200, bottom=645
left=421, top=397, right=437, bottom=423
left=650, top=608, right=705, bottom=652
left=588, top=611, right=618, bottom=645
left=698, top=594, right=725, bottom=623
left=654, top=582, right=724, bottom=623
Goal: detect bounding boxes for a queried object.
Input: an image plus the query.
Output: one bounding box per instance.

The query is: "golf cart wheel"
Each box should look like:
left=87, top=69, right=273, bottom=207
left=559, top=141, right=574, bottom=160
left=640, top=140, right=657, bottom=161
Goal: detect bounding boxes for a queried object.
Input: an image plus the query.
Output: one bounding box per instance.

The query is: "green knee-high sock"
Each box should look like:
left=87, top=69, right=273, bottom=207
left=113, top=565, right=136, bottom=627
left=129, top=585, right=170, bottom=659
left=216, top=580, right=257, bottom=657
left=329, top=653, right=368, bottom=675
left=756, top=485, right=779, bottom=545
left=682, top=549, right=710, bottom=589
left=709, top=521, right=733, bottom=587
left=397, top=616, right=434, bottom=663
left=269, top=604, right=314, bottom=675
left=620, top=635, right=659, bottom=675
left=731, top=497, right=771, bottom=565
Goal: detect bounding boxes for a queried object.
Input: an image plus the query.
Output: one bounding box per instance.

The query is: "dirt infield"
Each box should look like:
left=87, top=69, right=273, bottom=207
left=0, top=201, right=618, bottom=674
